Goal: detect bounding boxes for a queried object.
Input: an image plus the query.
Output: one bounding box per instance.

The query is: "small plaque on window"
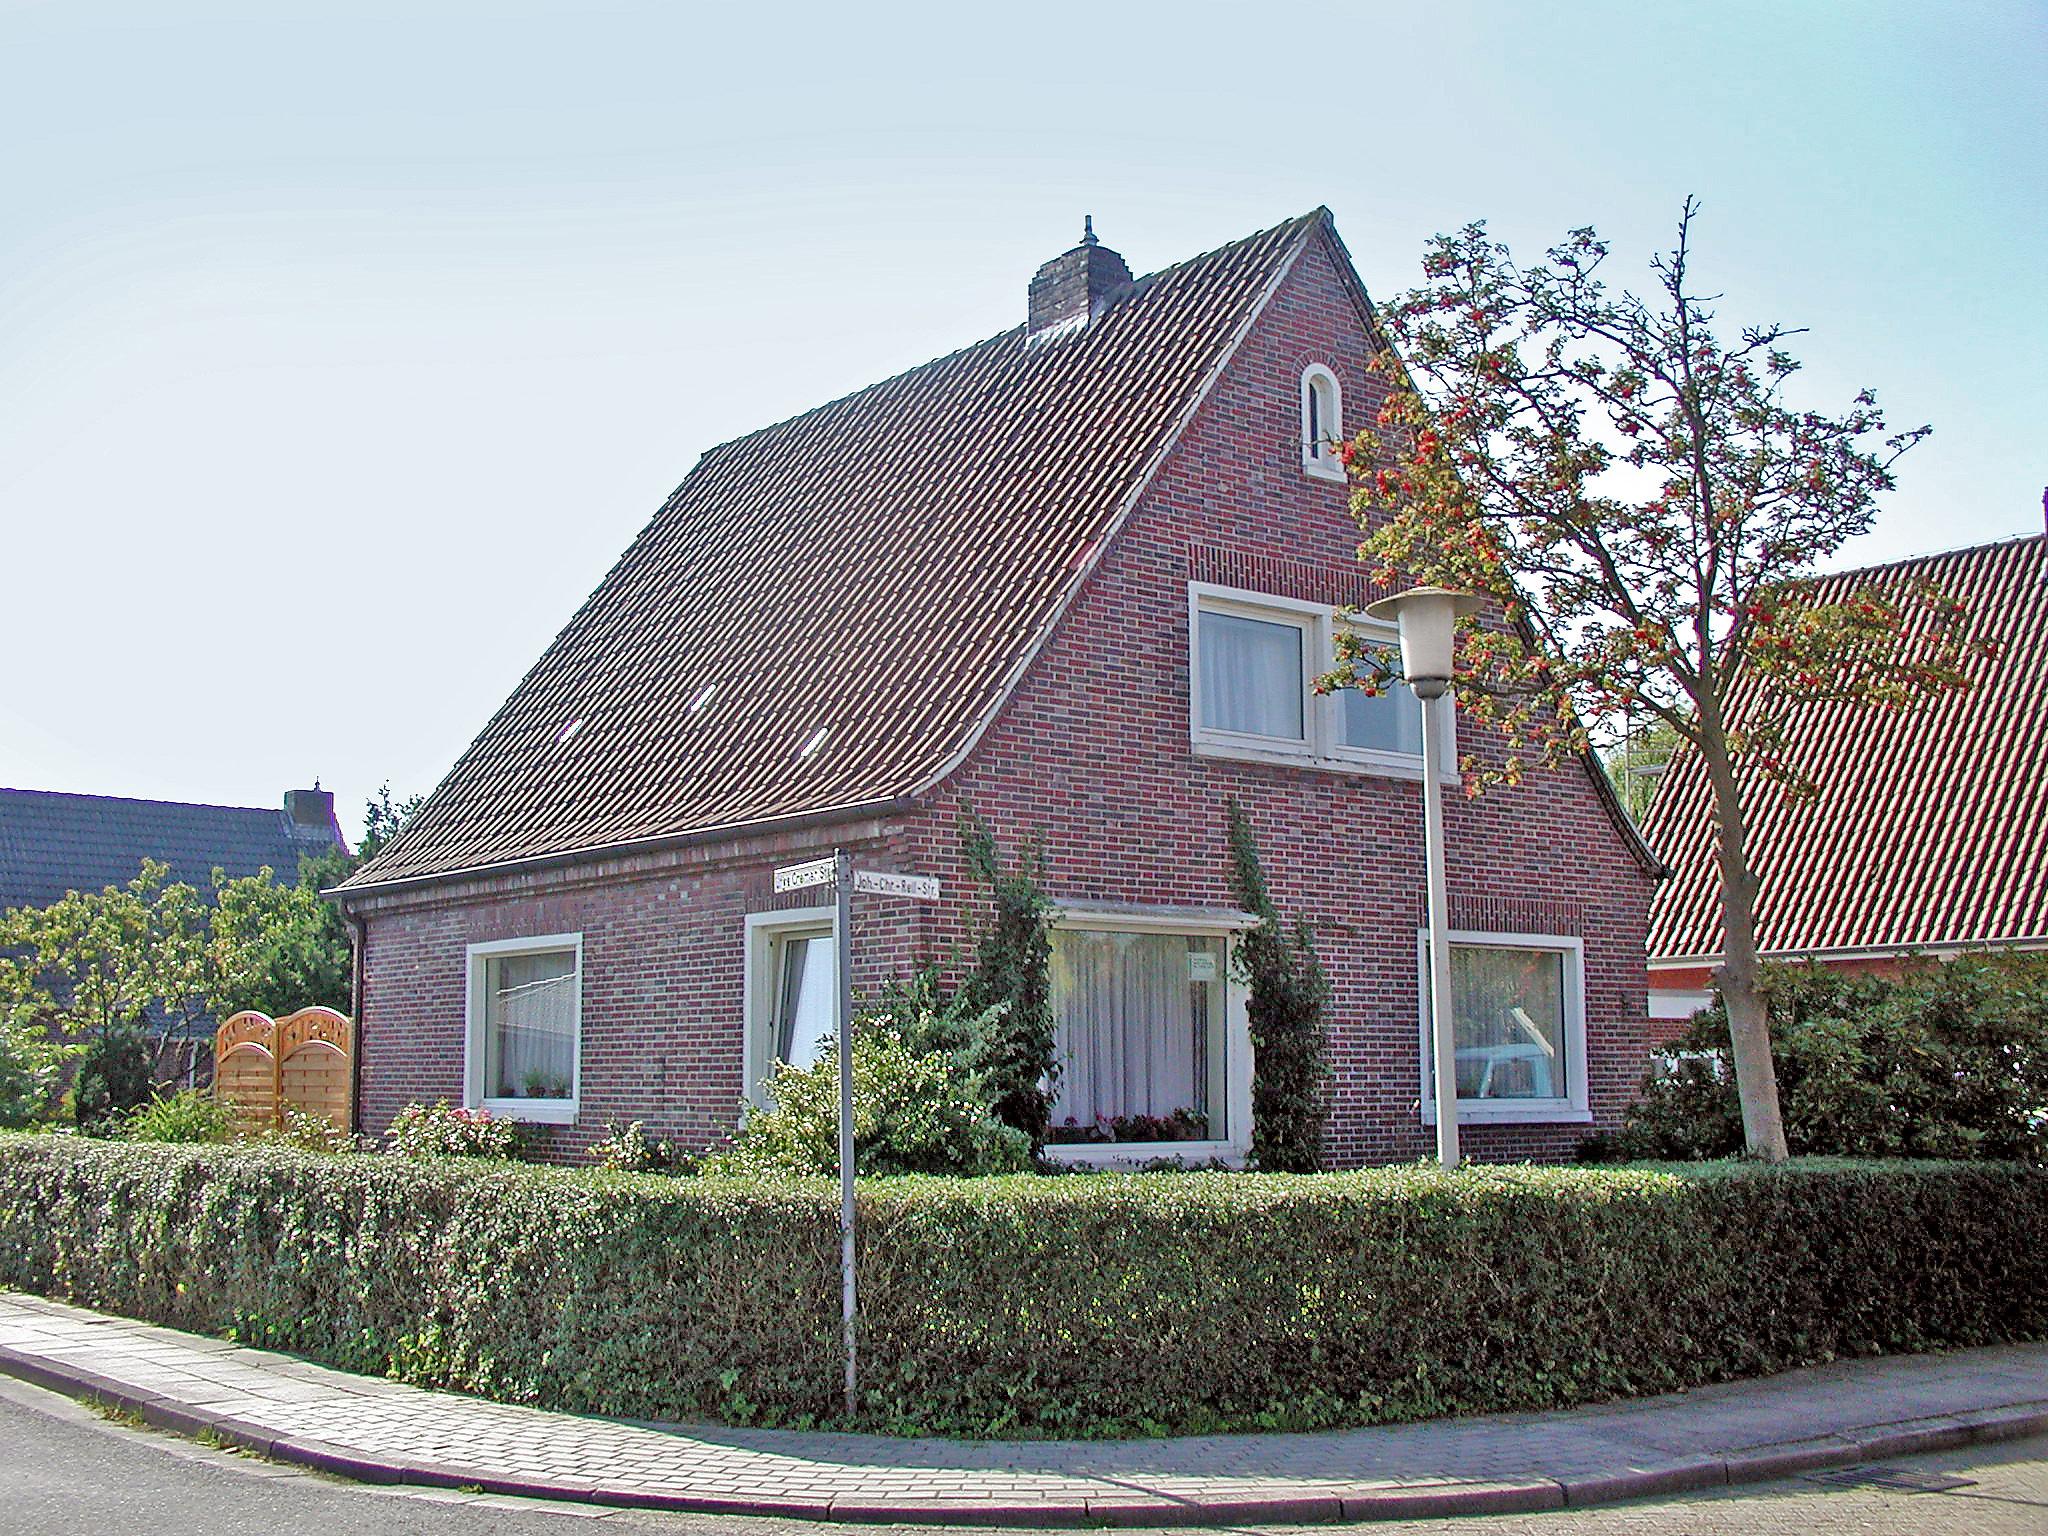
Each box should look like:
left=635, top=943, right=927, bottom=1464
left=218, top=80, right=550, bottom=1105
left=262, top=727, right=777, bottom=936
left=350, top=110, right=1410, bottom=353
left=1187, top=951, right=1219, bottom=983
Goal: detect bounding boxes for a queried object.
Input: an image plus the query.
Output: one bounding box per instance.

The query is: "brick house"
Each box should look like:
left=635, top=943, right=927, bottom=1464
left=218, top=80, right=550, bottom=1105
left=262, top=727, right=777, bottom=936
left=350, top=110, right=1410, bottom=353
left=335, top=211, right=1661, bottom=1167
left=1645, top=529, right=2048, bottom=1027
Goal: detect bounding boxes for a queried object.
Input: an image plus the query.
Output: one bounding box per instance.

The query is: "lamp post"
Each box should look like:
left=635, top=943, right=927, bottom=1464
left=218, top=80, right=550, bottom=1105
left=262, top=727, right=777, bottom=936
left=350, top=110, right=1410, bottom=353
left=1363, top=586, right=1483, bottom=1170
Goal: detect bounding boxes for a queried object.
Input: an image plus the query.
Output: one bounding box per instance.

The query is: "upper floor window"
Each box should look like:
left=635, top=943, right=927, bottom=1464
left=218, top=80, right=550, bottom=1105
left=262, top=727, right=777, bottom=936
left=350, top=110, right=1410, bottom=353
left=1301, top=365, right=1344, bottom=482
left=1189, top=583, right=1450, bottom=780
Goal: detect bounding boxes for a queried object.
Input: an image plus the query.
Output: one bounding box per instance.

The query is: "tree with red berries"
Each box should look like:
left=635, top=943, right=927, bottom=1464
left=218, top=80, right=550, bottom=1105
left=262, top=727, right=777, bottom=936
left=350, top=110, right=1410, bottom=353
left=1341, top=199, right=1984, bottom=1162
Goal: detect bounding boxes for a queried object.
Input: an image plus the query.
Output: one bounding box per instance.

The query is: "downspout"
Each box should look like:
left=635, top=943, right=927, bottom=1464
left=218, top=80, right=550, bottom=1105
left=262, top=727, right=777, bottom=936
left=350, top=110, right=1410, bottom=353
left=342, top=903, right=367, bottom=1134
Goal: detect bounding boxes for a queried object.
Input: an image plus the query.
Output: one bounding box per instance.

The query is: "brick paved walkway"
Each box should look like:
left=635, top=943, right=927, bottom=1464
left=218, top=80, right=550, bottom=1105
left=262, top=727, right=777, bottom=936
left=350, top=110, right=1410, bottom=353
left=2, top=1292, right=2043, bottom=1525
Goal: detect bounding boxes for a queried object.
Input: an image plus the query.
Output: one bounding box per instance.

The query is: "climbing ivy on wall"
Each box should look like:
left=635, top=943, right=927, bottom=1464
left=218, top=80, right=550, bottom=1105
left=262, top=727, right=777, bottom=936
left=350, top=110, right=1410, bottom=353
left=956, top=809, right=1059, bottom=1148
left=1226, top=798, right=1330, bottom=1172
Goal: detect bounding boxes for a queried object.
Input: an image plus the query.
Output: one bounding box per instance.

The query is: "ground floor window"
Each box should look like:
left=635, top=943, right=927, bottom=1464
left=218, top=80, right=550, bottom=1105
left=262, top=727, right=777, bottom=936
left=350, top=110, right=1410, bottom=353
left=1420, top=930, right=1589, bottom=1123
left=1047, top=922, right=1237, bottom=1146
left=745, top=909, right=836, bottom=1102
left=465, top=933, right=581, bottom=1123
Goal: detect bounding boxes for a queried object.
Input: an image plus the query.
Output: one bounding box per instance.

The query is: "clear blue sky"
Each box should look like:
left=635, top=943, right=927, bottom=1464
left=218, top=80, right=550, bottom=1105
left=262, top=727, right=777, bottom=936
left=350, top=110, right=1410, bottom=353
left=2, top=1, right=2041, bottom=841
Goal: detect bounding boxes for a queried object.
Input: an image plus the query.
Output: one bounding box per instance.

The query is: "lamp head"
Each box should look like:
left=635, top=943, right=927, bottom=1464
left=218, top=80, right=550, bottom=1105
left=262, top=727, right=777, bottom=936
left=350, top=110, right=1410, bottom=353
left=1361, top=586, right=1486, bottom=692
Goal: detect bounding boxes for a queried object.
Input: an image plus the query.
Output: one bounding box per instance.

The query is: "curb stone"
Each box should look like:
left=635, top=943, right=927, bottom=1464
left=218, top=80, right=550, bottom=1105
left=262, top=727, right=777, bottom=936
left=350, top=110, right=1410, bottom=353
left=3, top=1337, right=2046, bottom=1526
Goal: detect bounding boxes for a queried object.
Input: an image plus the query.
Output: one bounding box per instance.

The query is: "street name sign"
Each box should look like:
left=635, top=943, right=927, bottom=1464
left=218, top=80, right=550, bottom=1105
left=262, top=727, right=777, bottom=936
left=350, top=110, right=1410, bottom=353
left=773, top=856, right=837, bottom=892
left=851, top=870, right=940, bottom=901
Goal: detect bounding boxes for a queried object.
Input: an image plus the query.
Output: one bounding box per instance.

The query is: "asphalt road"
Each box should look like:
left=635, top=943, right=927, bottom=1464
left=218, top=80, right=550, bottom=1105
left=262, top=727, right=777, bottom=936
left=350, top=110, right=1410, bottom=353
left=1, top=1373, right=2044, bottom=1536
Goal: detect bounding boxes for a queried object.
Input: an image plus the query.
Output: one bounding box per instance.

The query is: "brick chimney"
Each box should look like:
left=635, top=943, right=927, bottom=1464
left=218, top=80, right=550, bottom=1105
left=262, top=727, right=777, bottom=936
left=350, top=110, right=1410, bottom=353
left=1027, top=217, right=1133, bottom=337
left=283, top=783, right=337, bottom=843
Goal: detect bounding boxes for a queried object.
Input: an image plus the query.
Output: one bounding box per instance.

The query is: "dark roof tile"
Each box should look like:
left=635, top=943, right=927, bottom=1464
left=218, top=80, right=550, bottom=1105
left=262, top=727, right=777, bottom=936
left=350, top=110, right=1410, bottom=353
left=342, top=212, right=1325, bottom=890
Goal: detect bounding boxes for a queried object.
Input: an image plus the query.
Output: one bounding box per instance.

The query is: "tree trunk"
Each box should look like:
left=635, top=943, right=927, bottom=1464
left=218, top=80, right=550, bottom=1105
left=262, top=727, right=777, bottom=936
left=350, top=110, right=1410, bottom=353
left=1701, top=736, right=1790, bottom=1162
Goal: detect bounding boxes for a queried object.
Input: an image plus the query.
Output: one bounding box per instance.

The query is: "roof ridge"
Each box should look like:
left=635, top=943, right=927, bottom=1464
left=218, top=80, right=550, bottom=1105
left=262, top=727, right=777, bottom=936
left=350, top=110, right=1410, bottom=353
left=0, top=785, right=283, bottom=817
left=1815, top=529, right=2046, bottom=583
left=693, top=210, right=1330, bottom=464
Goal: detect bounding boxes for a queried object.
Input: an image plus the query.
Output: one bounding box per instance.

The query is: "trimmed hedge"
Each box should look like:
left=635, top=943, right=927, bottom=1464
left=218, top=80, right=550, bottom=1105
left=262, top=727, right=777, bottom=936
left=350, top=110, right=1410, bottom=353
left=0, top=1134, right=2043, bottom=1438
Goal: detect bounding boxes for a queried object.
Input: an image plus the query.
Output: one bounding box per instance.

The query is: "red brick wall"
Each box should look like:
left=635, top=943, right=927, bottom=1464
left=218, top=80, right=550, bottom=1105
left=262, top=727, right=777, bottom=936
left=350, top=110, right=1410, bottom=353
left=354, top=229, right=1655, bottom=1168
left=898, top=233, right=1657, bottom=1166
left=353, top=821, right=926, bottom=1162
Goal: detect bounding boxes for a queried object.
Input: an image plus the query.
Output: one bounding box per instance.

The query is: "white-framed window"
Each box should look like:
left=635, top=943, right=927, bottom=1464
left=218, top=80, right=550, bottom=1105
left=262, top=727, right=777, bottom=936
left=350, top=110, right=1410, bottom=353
left=1043, top=908, right=1257, bottom=1165
left=1417, top=930, right=1590, bottom=1124
left=1301, top=364, right=1344, bottom=481
left=465, top=933, right=582, bottom=1124
left=743, top=908, right=837, bottom=1104
left=1189, top=582, right=1453, bottom=780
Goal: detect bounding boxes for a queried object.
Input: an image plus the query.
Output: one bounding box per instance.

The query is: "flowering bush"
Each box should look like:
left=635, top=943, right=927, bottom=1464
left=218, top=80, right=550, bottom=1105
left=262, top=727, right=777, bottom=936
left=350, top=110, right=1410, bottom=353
left=255, top=1108, right=366, bottom=1156
left=590, top=1120, right=692, bottom=1174
left=385, top=1100, right=524, bottom=1160
left=1046, top=1108, right=1209, bottom=1145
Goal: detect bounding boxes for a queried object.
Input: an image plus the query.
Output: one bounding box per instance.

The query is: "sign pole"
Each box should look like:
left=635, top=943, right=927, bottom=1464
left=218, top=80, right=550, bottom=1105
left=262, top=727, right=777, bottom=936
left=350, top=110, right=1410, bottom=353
left=773, top=852, right=940, bottom=1423
left=833, top=848, right=857, bottom=1418
left=1419, top=687, right=1460, bottom=1170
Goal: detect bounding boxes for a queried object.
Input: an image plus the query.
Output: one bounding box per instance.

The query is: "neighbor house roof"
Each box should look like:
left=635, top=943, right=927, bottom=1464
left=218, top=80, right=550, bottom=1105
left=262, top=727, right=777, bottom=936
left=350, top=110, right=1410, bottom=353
left=1645, top=532, right=2048, bottom=963
left=0, top=787, right=345, bottom=913
left=340, top=212, right=1334, bottom=892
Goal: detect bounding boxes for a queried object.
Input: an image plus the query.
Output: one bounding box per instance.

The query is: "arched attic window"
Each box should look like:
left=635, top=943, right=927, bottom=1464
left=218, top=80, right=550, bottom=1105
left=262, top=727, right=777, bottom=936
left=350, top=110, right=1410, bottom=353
left=1300, top=365, right=1344, bottom=482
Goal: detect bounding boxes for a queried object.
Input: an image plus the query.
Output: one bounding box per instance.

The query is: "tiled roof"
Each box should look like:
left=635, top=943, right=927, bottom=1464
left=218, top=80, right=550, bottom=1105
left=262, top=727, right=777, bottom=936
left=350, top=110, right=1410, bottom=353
left=0, top=788, right=344, bottom=914
left=341, top=212, right=1327, bottom=891
left=1646, top=533, right=2048, bottom=961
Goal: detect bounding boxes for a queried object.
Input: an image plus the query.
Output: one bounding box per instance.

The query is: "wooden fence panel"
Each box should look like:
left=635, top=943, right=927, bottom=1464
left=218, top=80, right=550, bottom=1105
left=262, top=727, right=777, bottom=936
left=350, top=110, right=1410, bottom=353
left=276, top=1007, right=354, bottom=1132
left=215, top=1007, right=354, bottom=1133
left=214, top=1011, right=279, bottom=1137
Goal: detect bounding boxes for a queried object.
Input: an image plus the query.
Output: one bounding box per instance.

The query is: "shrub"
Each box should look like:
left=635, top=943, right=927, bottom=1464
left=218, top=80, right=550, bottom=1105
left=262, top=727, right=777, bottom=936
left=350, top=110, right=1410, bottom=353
left=2, top=1136, right=2041, bottom=1438
left=73, top=1022, right=153, bottom=1131
left=706, top=1026, right=1031, bottom=1178
left=589, top=1121, right=692, bottom=1175
left=1599, top=953, right=2048, bottom=1162
left=1225, top=799, right=1329, bottom=1171
left=956, top=811, right=1058, bottom=1146
left=119, top=1090, right=233, bottom=1146
left=253, top=1108, right=364, bottom=1156
left=384, top=1101, right=524, bottom=1160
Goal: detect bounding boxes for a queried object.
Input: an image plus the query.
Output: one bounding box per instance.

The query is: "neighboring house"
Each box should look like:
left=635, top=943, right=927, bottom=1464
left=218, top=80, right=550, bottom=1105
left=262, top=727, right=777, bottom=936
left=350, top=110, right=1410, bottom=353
left=335, top=211, right=1662, bottom=1167
left=0, top=783, right=349, bottom=1046
left=1645, top=530, right=2048, bottom=1027
left=0, top=784, right=346, bottom=914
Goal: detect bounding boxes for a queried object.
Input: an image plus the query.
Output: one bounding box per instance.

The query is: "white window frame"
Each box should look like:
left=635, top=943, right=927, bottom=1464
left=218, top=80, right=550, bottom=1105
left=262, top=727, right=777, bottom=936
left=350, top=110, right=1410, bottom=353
left=743, top=906, right=835, bottom=1106
left=1041, top=907, right=1259, bottom=1168
left=1188, top=582, right=1454, bottom=782
left=1301, top=364, right=1345, bottom=482
left=465, top=932, right=583, bottom=1125
left=1417, top=929, right=1590, bottom=1125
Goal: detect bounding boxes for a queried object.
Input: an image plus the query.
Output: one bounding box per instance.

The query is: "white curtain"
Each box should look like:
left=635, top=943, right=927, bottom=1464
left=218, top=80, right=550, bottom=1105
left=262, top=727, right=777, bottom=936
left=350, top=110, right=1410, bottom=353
left=776, top=934, right=836, bottom=1069
left=1340, top=678, right=1424, bottom=755
left=1199, top=611, right=1303, bottom=739
left=487, top=950, right=577, bottom=1099
left=1051, top=931, right=1218, bottom=1131
left=1449, top=945, right=1564, bottom=1100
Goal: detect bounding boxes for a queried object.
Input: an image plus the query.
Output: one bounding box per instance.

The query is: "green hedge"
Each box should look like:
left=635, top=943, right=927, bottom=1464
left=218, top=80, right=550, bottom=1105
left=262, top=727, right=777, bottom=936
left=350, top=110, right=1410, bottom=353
left=1, top=1134, right=2043, bottom=1438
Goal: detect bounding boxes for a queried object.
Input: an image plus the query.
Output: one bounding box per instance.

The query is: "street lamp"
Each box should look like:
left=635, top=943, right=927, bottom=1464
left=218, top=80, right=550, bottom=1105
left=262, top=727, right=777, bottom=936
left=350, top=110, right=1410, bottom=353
left=1363, top=586, right=1484, bottom=1170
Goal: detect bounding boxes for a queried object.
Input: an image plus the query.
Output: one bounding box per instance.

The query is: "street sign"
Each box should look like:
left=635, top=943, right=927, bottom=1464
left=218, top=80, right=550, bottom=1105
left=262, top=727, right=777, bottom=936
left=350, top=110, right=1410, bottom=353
left=851, top=870, right=940, bottom=901
left=773, top=856, right=837, bottom=892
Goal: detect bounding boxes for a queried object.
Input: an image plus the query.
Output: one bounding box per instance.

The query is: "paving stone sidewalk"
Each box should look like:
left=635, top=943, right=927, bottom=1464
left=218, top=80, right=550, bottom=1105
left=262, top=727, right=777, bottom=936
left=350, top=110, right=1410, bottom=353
left=2, top=1291, right=2043, bottom=1526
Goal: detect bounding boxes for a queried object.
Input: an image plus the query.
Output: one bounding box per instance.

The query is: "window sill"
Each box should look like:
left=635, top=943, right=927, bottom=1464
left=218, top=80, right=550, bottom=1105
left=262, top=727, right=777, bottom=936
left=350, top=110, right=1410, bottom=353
left=1192, top=737, right=1453, bottom=783
left=481, top=1097, right=578, bottom=1125
left=1041, top=1138, right=1244, bottom=1168
left=1418, top=1103, right=1592, bottom=1127
left=1302, top=459, right=1347, bottom=484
